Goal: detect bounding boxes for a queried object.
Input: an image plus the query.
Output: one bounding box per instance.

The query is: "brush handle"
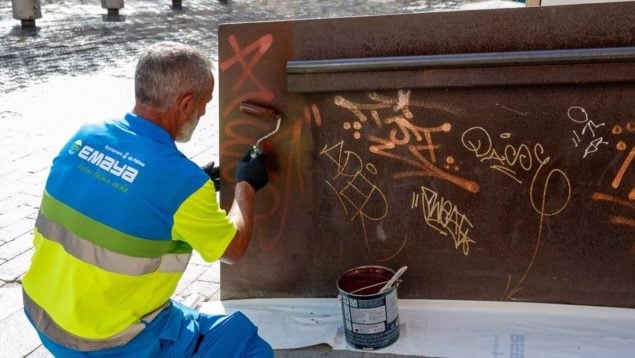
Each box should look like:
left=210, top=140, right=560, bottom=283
left=378, top=266, right=408, bottom=294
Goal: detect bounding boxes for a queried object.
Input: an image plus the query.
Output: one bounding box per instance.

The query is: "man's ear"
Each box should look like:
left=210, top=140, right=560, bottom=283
left=177, top=92, right=195, bottom=120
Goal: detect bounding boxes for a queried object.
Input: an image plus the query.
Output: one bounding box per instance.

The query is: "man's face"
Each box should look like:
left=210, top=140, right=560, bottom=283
left=175, top=86, right=213, bottom=143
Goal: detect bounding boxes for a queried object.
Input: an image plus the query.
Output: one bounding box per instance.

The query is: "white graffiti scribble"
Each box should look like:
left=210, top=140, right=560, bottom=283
left=567, top=106, right=609, bottom=159
left=461, top=126, right=547, bottom=184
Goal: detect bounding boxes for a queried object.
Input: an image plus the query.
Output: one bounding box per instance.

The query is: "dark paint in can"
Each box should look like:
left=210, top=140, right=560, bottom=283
left=336, top=265, right=400, bottom=350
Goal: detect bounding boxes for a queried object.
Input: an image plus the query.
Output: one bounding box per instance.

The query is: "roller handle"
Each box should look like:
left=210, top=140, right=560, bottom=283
left=250, top=145, right=261, bottom=158
left=239, top=102, right=281, bottom=158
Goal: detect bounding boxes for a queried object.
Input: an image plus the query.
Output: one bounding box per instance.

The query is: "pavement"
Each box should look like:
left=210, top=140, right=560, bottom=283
left=0, top=0, right=524, bottom=356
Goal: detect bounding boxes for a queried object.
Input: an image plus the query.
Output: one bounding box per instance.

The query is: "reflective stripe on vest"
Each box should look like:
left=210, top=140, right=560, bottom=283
left=23, top=290, right=169, bottom=351
left=35, top=212, right=191, bottom=275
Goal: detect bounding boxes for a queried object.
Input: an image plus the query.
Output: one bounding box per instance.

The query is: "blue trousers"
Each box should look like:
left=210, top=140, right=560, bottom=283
left=26, top=300, right=273, bottom=357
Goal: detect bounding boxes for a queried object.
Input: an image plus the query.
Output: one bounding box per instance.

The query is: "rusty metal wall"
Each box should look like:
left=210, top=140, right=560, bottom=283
left=218, top=2, right=635, bottom=307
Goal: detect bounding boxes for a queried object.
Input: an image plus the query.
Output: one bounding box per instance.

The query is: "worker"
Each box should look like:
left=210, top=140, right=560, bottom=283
left=21, top=41, right=273, bottom=357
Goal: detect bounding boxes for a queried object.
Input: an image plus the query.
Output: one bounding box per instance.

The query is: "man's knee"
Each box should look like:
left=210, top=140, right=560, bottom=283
left=195, top=311, right=272, bottom=357
left=203, top=311, right=256, bottom=335
left=245, top=334, right=273, bottom=358
left=235, top=313, right=273, bottom=358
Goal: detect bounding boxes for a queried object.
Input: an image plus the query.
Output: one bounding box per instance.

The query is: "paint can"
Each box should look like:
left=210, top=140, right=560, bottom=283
left=336, top=265, right=400, bottom=350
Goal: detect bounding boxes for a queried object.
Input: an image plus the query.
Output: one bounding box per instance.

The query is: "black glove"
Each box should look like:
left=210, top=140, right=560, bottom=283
left=235, top=149, right=268, bottom=191
left=201, top=161, right=221, bottom=191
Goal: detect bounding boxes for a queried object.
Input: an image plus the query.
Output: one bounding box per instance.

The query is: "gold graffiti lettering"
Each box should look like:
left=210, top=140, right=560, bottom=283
left=320, top=141, right=407, bottom=262
left=335, top=90, right=479, bottom=193
left=415, top=185, right=475, bottom=255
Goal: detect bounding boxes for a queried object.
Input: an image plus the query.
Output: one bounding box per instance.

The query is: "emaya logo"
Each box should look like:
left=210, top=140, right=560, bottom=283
left=68, top=140, right=82, bottom=155
left=71, top=141, right=139, bottom=183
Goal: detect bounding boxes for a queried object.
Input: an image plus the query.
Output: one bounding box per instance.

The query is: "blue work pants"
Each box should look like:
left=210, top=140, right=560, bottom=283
left=26, top=300, right=273, bottom=357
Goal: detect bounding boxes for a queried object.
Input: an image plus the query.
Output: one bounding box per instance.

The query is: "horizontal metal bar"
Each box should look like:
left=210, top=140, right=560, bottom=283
left=287, top=47, right=635, bottom=75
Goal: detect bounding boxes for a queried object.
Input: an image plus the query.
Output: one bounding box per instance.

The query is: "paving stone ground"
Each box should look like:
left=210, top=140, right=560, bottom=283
left=0, top=0, right=523, bottom=356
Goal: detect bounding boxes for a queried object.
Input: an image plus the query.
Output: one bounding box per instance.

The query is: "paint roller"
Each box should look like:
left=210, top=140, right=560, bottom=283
left=239, top=101, right=282, bottom=158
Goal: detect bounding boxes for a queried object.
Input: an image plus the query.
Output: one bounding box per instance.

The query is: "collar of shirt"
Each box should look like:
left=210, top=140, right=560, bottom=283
left=115, top=112, right=176, bottom=149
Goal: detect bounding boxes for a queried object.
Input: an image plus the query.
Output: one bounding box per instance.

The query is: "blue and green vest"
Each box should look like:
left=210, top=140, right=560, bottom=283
left=22, top=113, right=236, bottom=350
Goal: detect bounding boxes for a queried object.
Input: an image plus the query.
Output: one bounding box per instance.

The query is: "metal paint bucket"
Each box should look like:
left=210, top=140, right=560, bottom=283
left=336, top=265, right=400, bottom=350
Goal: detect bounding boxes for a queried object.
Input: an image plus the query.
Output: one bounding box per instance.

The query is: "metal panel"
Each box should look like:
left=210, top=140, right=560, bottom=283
left=218, top=2, right=635, bottom=307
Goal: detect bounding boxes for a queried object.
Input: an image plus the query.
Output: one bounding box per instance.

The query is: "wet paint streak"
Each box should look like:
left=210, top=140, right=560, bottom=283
left=221, top=118, right=306, bottom=251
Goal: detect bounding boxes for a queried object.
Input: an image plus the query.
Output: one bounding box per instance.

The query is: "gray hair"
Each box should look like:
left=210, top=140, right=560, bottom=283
left=135, top=42, right=213, bottom=112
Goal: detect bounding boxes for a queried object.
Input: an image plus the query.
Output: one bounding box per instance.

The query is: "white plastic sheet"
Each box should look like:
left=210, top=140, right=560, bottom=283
left=200, top=299, right=635, bottom=357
